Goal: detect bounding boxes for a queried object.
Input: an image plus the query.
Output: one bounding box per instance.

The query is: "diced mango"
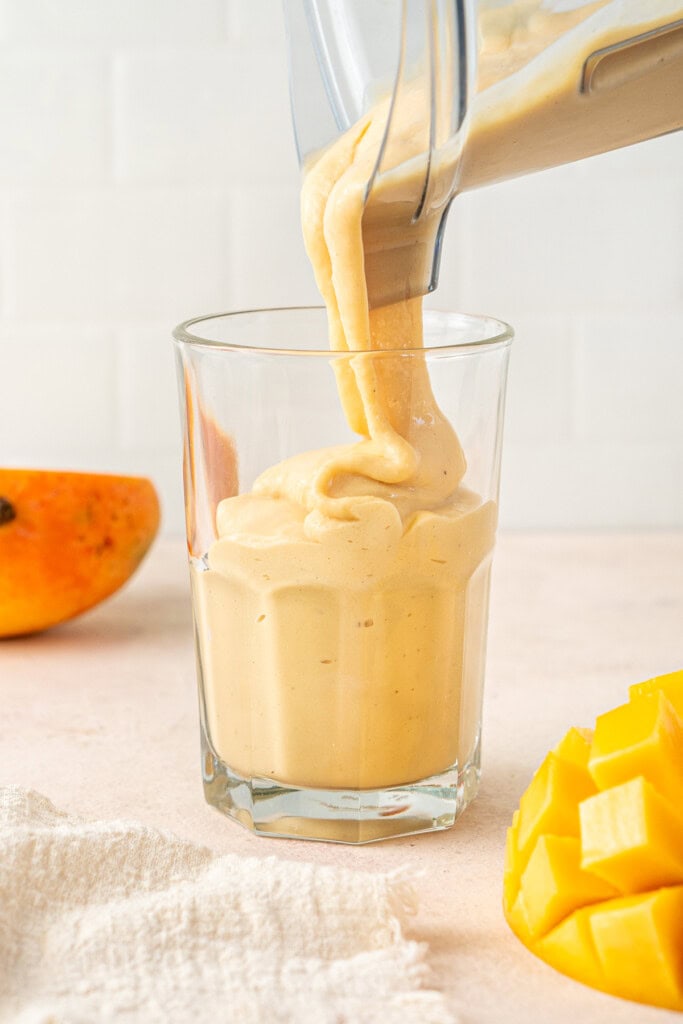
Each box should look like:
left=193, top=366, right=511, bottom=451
left=629, top=669, right=683, bottom=718
left=535, top=905, right=604, bottom=992
left=506, top=889, right=533, bottom=944
left=537, top=891, right=683, bottom=1011
left=579, top=776, right=683, bottom=894
left=588, top=691, right=683, bottom=806
left=516, top=752, right=597, bottom=866
left=589, top=887, right=683, bottom=1011
left=553, top=726, right=593, bottom=770
left=518, top=835, right=618, bottom=939
left=504, top=671, right=683, bottom=1012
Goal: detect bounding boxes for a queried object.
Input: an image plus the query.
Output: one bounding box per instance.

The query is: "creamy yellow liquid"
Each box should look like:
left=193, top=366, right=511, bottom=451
left=192, top=66, right=496, bottom=789
left=192, top=163, right=495, bottom=789
left=191, top=0, right=682, bottom=790
left=466, top=0, right=683, bottom=190
left=193, top=491, right=495, bottom=789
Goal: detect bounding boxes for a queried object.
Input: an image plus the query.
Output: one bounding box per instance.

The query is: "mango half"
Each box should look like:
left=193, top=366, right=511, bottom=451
left=503, top=670, right=683, bottom=1011
left=0, top=469, right=160, bottom=637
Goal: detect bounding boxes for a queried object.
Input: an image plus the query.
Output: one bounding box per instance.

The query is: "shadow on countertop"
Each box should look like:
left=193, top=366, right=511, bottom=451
left=1, top=586, right=193, bottom=650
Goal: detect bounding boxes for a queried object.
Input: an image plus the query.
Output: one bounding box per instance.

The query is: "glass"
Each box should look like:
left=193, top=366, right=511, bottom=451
left=173, top=307, right=512, bottom=843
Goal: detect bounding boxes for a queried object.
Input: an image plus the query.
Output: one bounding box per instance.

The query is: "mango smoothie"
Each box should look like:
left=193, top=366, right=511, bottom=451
left=191, top=81, right=498, bottom=791
left=180, top=0, right=681, bottom=829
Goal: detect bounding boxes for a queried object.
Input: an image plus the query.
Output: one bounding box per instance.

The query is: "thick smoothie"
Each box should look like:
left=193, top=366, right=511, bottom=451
left=192, top=66, right=497, bottom=789
left=465, top=0, right=683, bottom=190
left=190, top=0, right=682, bottom=792
left=193, top=488, right=495, bottom=789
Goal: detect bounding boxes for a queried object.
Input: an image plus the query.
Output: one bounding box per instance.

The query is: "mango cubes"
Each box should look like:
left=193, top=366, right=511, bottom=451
left=580, top=776, right=683, bottom=893
left=503, top=669, right=683, bottom=1011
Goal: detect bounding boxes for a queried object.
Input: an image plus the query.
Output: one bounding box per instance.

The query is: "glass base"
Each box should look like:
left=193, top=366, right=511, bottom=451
left=200, top=721, right=481, bottom=844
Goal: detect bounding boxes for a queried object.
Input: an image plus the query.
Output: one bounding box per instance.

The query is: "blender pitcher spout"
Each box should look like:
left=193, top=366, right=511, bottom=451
left=283, top=0, right=475, bottom=309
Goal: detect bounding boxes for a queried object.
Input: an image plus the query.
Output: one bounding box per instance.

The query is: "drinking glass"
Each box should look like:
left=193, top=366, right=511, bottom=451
left=173, top=307, right=511, bottom=843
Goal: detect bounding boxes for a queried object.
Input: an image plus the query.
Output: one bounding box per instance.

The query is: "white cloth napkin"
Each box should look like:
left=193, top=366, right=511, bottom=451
left=0, top=787, right=457, bottom=1024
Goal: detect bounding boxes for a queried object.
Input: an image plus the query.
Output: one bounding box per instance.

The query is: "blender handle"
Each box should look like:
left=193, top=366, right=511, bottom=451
left=582, top=17, right=683, bottom=94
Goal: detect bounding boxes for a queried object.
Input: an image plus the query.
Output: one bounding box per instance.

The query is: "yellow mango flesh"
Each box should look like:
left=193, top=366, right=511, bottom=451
left=535, top=905, right=604, bottom=992
left=591, top=887, right=683, bottom=1010
left=537, top=888, right=683, bottom=1010
left=516, top=752, right=597, bottom=864
left=507, top=890, right=533, bottom=945
left=552, top=726, right=593, bottom=770
left=503, top=681, right=683, bottom=1012
left=588, top=692, right=683, bottom=807
left=629, top=668, right=683, bottom=718
left=580, top=776, right=683, bottom=893
left=518, top=835, right=618, bottom=939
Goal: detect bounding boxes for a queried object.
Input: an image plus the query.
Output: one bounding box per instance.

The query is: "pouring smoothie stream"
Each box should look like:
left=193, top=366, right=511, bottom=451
left=178, top=0, right=681, bottom=840
left=192, top=85, right=496, bottom=791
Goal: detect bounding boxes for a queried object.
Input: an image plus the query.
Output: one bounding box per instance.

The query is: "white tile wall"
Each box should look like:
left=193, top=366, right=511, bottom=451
left=113, top=47, right=297, bottom=186
left=499, top=441, right=680, bottom=529
left=226, top=1, right=289, bottom=45
left=226, top=184, right=319, bottom=308
left=575, top=314, right=683, bottom=444
left=7, top=188, right=232, bottom=322
left=116, top=326, right=181, bottom=454
left=444, top=160, right=683, bottom=317
left=497, top=313, right=575, bottom=446
left=0, top=52, right=108, bottom=184
left=1, top=0, right=682, bottom=535
left=0, top=0, right=227, bottom=44
left=0, top=324, right=116, bottom=453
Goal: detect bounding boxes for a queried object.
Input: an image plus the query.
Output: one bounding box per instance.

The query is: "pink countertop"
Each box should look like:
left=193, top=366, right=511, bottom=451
left=2, top=533, right=682, bottom=1022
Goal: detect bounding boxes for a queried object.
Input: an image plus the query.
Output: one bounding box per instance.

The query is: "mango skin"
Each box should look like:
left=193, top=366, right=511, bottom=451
left=503, top=671, right=683, bottom=1013
left=0, top=469, right=160, bottom=637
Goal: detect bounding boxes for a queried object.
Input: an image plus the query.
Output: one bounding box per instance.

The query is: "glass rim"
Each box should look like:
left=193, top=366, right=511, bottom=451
left=172, top=306, right=513, bottom=358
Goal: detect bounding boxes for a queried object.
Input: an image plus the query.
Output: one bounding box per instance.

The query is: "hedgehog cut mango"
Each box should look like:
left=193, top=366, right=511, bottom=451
left=504, top=669, right=683, bottom=1012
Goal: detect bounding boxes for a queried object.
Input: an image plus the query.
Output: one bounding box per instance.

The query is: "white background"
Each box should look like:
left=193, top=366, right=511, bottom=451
left=1, top=0, right=681, bottom=535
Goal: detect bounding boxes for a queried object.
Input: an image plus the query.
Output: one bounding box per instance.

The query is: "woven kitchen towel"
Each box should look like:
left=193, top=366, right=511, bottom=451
left=0, top=787, right=457, bottom=1024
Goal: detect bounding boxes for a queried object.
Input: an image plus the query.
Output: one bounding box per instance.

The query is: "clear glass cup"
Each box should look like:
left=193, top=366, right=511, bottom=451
left=173, top=307, right=512, bottom=843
